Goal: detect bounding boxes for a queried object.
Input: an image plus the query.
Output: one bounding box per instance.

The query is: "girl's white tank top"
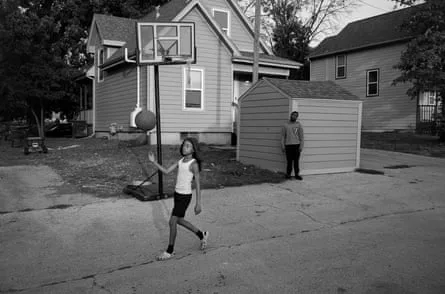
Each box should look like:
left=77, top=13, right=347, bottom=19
left=175, top=158, right=195, bottom=194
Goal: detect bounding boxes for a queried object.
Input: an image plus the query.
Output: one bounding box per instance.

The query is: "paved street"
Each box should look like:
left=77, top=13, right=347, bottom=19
left=1, top=149, right=444, bottom=293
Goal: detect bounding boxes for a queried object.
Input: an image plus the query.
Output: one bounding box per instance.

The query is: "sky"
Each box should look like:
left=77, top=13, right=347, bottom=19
left=310, top=0, right=408, bottom=46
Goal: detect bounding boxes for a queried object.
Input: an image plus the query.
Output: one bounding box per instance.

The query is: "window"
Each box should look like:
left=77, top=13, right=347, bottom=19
left=366, top=69, right=379, bottom=96
left=97, top=48, right=104, bottom=82
left=335, top=55, right=346, bottom=79
left=184, top=67, right=204, bottom=110
left=419, top=91, right=438, bottom=105
left=213, top=9, right=230, bottom=36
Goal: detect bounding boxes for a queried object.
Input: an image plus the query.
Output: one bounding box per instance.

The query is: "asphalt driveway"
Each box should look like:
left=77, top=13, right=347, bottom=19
left=0, top=149, right=444, bottom=293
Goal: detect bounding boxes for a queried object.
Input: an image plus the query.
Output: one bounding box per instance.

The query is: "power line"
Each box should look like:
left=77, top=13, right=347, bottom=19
left=357, top=0, right=392, bottom=12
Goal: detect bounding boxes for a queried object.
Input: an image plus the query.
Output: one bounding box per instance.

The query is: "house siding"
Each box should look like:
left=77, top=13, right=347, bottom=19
left=95, top=64, right=138, bottom=132
left=239, top=82, right=289, bottom=172
left=155, top=8, right=233, bottom=133
left=200, top=0, right=261, bottom=53
left=297, top=99, right=360, bottom=172
left=310, top=43, right=416, bottom=131
left=239, top=80, right=362, bottom=175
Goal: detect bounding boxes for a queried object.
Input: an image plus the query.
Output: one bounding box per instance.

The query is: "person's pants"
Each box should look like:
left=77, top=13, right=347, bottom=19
left=285, top=144, right=301, bottom=176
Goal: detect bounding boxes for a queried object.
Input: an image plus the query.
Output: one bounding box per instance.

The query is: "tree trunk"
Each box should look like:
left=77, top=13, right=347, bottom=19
left=30, top=99, right=44, bottom=138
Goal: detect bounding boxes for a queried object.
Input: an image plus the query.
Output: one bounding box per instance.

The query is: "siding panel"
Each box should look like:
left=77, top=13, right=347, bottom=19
left=95, top=64, right=138, bottom=132
left=310, top=43, right=416, bottom=131
left=239, top=92, right=361, bottom=175
left=200, top=0, right=261, bottom=53
left=154, top=8, right=233, bottom=132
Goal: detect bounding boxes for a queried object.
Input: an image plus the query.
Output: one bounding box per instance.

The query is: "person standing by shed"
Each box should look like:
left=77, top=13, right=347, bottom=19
left=281, top=111, right=304, bottom=180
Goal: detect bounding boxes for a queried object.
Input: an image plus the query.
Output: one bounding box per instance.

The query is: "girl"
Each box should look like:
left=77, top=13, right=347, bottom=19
left=148, top=137, right=208, bottom=261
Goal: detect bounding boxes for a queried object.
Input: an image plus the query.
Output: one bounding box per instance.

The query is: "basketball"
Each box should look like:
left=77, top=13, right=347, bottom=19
left=135, top=110, right=156, bottom=131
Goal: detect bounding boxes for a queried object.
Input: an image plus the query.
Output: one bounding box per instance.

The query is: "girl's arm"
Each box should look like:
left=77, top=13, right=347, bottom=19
left=148, top=152, right=178, bottom=174
left=191, top=161, right=202, bottom=215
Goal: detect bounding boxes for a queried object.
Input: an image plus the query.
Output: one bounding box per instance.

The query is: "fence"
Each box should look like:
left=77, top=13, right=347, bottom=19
left=417, top=105, right=440, bottom=135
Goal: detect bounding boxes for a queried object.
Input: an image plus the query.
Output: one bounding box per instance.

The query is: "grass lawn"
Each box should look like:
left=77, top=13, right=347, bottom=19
left=1, top=132, right=443, bottom=198
left=0, top=137, right=286, bottom=198
left=361, top=132, right=445, bottom=157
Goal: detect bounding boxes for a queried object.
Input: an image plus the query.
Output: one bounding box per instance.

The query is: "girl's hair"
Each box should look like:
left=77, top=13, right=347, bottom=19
left=180, top=137, right=202, bottom=171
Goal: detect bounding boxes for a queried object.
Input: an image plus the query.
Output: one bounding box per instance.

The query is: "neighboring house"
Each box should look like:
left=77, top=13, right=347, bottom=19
left=83, top=0, right=301, bottom=144
left=309, top=4, right=442, bottom=134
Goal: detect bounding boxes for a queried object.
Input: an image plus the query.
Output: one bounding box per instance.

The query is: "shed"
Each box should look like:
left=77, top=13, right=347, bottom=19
left=238, top=78, right=362, bottom=175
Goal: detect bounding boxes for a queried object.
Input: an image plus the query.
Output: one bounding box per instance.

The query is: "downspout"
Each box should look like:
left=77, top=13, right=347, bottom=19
left=125, top=48, right=141, bottom=127
left=147, top=66, right=150, bottom=110
left=86, top=75, right=96, bottom=137
left=232, top=101, right=240, bottom=161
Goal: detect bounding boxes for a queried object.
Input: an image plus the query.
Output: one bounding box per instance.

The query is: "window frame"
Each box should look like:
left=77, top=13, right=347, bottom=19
left=97, top=48, right=104, bottom=83
left=335, top=54, right=347, bottom=79
left=366, top=69, right=380, bottom=97
left=212, top=8, right=230, bottom=36
left=419, top=91, right=438, bottom=106
left=183, top=67, right=204, bottom=111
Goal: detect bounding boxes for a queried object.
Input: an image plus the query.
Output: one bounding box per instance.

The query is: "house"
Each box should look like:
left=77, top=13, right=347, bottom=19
left=83, top=0, right=301, bottom=144
left=308, top=4, right=441, bottom=134
left=238, top=78, right=362, bottom=175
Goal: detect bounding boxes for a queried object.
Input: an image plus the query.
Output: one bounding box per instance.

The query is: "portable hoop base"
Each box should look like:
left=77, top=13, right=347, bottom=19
left=123, top=184, right=170, bottom=201
left=123, top=171, right=170, bottom=201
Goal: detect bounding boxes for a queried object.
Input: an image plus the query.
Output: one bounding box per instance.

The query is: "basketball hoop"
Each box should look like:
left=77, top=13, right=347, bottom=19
left=136, top=22, right=195, bottom=65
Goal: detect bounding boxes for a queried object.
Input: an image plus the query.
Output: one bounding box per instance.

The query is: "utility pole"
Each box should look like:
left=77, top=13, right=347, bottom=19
left=252, top=0, right=261, bottom=83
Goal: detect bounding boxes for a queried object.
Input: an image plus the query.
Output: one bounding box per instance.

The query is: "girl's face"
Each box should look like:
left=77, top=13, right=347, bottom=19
left=182, top=140, right=194, bottom=156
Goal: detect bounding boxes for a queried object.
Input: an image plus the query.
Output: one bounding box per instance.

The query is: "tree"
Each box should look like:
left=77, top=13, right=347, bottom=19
left=0, top=0, right=166, bottom=135
left=0, top=1, right=81, bottom=136
left=392, top=0, right=445, bottom=99
left=391, top=0, right=445, bottom=139
left=237, top=0, right=359, bottom=79
left=238, top=0, right=358, bottom=47
left=268, top=1, right=310, bottom=79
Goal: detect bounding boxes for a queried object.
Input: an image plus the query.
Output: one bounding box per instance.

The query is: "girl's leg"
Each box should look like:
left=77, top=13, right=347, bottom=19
left=178, top=218, right=208, bottom=250
left=177, top=217, right=199, bottom=233
left=157, top=216, right=178, bottom=260
left=168, top=216, right=179, bottom=252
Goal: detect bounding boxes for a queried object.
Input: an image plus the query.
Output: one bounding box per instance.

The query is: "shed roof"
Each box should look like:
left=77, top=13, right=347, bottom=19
left=257, top=78, right=359, bottom=100
left=309, top=4, right=423, bottom=59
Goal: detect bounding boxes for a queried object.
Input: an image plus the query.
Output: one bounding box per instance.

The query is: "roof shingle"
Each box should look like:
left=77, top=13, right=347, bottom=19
left=264, top=78, right=359, bottom=100
left=309, top=4, right=423, bottom=59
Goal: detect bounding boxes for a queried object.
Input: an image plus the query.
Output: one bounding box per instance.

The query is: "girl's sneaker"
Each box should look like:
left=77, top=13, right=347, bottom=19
left=200, top=231, right=209, bottom=250
left=156, top=251, right=174, bottom=261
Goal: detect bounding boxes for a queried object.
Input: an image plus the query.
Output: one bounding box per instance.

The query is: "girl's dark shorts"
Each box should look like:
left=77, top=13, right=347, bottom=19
left=172, top=192, right=192, bottom=218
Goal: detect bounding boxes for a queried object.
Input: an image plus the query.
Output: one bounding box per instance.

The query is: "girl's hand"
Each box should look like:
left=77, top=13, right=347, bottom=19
left=148, top=152, right=155, bottom=162
left=194, top=204, right=202, bottom=215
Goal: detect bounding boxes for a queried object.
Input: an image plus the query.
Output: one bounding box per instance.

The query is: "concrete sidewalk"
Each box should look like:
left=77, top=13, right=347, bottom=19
left=1, top=149, right=445, bottom=293
left=360, top=148, right=445, bottom=170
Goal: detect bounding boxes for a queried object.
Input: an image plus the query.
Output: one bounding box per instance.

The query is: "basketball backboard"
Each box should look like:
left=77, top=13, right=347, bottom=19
left=136, top=22, right=195, bottom=64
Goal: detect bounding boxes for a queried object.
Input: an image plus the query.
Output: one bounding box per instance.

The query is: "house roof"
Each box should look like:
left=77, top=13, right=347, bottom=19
left=309, top=4, right=423, bottom=59
left=257, top=78, right=359, bottom=100
left=139, top=0, right=189, bottom=22
left=93, top=0, right=292, bottom=69
left=93, top=14, right=136, bottom=44
left=101, top=1, right=242, bottom=68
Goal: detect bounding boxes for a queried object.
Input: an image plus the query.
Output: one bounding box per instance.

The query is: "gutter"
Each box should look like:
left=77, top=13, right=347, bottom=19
left=232, top=57, right=301, bottom=70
